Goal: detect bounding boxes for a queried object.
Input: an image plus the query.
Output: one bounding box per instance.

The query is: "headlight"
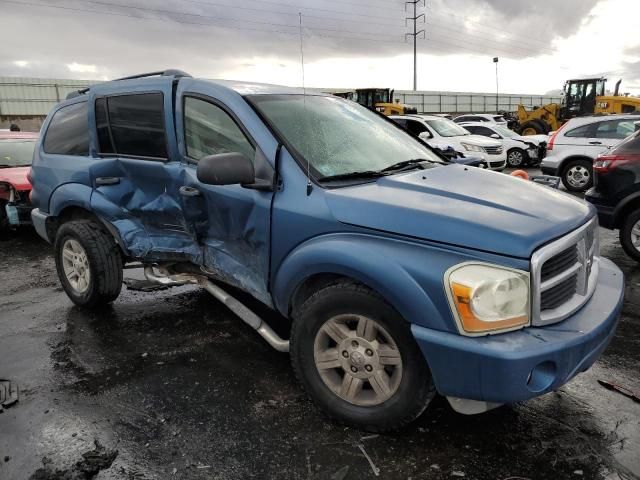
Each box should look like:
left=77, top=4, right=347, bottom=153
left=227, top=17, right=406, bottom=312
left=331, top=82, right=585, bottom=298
left=460, top=142, right=484, bottom=153
left=445, top=263, right=530, bottom=335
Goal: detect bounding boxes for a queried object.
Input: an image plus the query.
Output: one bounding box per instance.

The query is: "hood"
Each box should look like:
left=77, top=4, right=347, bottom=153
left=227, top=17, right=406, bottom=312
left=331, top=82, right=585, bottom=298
left=514, top=134, right=548, bottom=146
left=461, top=135, right=502, bottom=147
left=325, top=164, right=592, bottom=258
left=0, top=167, right=31, bottom=191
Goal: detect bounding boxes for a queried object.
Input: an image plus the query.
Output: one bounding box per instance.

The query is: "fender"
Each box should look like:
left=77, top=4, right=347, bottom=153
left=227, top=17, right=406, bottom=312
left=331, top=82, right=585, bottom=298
left=48, top=183, right=93, bottom=217
left=272, top=232, right=500, bottom=334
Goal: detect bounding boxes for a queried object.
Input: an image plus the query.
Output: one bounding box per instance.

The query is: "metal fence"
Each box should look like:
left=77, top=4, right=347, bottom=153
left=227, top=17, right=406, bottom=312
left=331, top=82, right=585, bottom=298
left=393, top=90, right=563, bottom=114
left=0, top=77, right=563, bottom=116
left=0, top=77, right=94, bottom=116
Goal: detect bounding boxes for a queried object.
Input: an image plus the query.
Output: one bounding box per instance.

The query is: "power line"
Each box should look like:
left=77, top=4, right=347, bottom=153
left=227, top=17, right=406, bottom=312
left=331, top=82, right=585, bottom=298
left=1, top=0, right=407, bottom=44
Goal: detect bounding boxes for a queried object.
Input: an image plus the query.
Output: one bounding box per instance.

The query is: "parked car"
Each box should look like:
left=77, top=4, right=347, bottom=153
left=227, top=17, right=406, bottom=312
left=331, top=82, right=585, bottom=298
left=390, top=114, right=507, bottom=170
left=586, top=129, right=640, bottom=261
left=453, top=114, right=508, bottom=126
left=30, top=71, right=623, bottom=431
left=541, top=114, right=638, bottom=192
left=0, top=131, right=38, bottom=229
left=459, top=122, right=547, bottom=168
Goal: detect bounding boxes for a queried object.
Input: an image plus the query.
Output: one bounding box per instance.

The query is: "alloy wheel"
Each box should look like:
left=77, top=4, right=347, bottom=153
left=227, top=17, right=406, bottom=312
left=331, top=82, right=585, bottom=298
left=61, top=239, right=91, bottom=293
left=313, top=314, right=403, bottom=406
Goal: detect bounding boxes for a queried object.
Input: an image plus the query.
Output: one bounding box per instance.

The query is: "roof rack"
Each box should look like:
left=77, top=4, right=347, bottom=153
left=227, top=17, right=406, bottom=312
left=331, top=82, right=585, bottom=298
left=65, top=69, right=192, bottom=100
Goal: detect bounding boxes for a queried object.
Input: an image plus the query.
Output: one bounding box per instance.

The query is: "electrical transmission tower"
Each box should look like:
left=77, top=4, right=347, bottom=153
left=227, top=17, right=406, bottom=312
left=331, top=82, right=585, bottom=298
left=405, top=0, right=425, bottom=91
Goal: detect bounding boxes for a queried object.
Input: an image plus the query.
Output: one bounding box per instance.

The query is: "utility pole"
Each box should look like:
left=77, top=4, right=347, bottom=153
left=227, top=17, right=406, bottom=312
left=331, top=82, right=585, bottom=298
left=493, top=57, right=499, bottom=113
left=405, top=0, right=425, bottom=91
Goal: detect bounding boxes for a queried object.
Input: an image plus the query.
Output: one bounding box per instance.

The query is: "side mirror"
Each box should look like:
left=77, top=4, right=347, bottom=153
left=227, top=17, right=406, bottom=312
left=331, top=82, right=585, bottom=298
left=196, top=152, right=255, bottom=186
left=419, top=131, right=433, bottom=140
left=490, top=133, right=501, bottom=139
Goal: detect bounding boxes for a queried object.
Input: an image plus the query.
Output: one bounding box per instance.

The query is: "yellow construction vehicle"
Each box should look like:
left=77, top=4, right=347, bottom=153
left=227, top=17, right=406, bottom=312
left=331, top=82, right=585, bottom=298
left=347, top=88, right=418, bottom=115
left=517, top=78, right=640, bottom=135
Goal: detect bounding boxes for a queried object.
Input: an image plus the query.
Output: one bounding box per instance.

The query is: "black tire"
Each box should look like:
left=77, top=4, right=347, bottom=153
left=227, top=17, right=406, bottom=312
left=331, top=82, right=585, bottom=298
left=506, top=148, right=526, bottom=168
left=532, top=119, right=551, bottom=134
left=619, top=209, right=640, bottom=262
left=54, top=220, right=123, bottom=307
left=0, top=199, right=8, bottom=231
left=290, top=280, right=436, bottom=432
left=561, top=158, right=593, bottom=192
left=519, top=120, right=546, bottom=135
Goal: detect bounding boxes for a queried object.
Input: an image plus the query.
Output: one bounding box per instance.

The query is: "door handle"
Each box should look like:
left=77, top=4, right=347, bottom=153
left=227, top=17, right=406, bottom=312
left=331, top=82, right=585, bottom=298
left=179, top=186, right=201, bottom=197
left=95, top=176, right=120, bottom=186
left=589, top=141, right=602, bottom=145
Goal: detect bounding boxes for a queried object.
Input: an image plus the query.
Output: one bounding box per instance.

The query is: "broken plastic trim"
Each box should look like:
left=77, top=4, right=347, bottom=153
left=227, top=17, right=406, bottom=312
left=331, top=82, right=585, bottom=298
left=143, top=266, right=289, bottom=352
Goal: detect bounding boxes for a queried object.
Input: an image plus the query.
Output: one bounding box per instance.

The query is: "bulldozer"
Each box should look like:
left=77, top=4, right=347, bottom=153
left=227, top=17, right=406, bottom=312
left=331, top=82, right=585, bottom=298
left=517, top=78, right=640, bottom=135
left=337, top=88, right=418, bottom=115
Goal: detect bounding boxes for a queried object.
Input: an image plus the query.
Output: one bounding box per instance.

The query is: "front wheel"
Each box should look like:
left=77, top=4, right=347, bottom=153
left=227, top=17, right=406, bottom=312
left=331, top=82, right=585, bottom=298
left=54, top=220, right=123, bottom=307
left=507, top=148, right=526, bottom=168
left=290, top=281, right=435, bottom=432
left=620, top=209, right=640, bottom=262
left=561, top=159, right=593, bottom=192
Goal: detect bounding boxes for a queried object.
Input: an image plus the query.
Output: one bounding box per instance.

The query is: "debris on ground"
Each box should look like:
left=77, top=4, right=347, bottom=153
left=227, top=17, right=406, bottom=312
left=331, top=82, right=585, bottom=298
left=29, top=439, right=118, bottom=479
left=356, top=443, right=380, bottom=477
left=0, top=379, right=19, bottom=412
left=598, top=380, right=640, bottom=403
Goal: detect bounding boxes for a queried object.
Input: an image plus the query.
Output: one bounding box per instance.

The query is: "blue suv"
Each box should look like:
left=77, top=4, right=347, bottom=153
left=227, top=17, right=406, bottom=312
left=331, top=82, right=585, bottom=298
left=30, top=70, right=624, bottom=431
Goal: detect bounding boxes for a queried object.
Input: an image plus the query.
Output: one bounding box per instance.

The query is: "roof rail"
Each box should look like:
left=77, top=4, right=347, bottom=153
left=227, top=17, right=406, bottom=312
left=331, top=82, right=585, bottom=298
left=112, top=69, right=193, bottom=81
left=64, top=70, right=192, bottom=100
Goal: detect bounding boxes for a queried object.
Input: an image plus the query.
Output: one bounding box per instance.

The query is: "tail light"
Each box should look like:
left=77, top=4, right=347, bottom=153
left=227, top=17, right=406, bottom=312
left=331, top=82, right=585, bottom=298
left=547, top=123, right=567, bottom=151
left=594, top=154, right=640, bottom=173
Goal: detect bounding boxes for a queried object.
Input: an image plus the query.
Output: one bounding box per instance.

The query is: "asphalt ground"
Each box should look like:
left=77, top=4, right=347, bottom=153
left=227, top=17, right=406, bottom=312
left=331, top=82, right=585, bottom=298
left=0, top=168, right=638, bottom=480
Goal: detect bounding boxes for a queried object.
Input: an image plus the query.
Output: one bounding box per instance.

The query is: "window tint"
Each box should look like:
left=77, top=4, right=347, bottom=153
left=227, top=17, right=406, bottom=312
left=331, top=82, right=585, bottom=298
left=98, top=93, right=167, bottom=158
left=594, top=120, right=635, bottom=140
left=390, top=118, right=407, bottom=129
left=405, top=120, right=428, bottom=137
left=564, top=124, right=593, bottom=138
left=95, top=98, right=114, bottom=154
left=184, top=97, right=255, bottom=162
left=43, top=102, right=89, bottom=155
left=474, top=126, right=496, bottom=137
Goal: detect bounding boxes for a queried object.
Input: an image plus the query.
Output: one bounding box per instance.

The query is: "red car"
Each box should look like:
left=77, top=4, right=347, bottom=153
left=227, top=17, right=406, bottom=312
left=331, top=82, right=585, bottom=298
left=0, top=130, right=38, bottom=229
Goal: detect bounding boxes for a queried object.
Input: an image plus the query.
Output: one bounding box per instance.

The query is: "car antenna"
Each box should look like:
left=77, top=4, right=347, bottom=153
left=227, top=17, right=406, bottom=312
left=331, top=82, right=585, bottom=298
left=299, top=12, right=312, bottom=196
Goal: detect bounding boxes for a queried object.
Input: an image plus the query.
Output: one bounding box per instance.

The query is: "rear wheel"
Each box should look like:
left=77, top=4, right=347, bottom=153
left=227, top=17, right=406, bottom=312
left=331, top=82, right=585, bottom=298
left=54, top=220, right=123, bottom=307
left=561, top=159, right=593, bottom=192
left=620, top=209, right=640, bottom=262
left=507, top=148, right=526, bottom=168
left=291, top=281, right=435, bottom=432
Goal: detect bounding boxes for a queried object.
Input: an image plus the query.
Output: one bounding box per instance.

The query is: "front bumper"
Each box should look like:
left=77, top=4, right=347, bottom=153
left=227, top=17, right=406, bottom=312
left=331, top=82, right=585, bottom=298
left=31, top=208, right=51, bottom=242
left=585, top=188, right=616, bottom=229
left=411, top=257, right=623, bottom=404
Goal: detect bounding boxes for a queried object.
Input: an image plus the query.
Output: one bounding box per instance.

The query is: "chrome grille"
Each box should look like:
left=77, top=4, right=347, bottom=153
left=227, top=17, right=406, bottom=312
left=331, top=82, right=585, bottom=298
left=484, top=146, right=503, bottom=155
left=531, top=217, right=599, bottom=326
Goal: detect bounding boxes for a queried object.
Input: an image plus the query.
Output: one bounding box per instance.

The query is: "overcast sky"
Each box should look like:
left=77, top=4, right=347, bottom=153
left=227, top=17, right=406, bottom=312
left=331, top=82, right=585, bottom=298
left=2, top=0, right=640, bottom=95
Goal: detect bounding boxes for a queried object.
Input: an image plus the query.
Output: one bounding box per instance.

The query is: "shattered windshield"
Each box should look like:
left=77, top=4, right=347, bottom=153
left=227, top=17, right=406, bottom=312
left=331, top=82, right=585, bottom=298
left=0, top=140, right=36, bottom=167
left=247, top=94, right=442, bottom=178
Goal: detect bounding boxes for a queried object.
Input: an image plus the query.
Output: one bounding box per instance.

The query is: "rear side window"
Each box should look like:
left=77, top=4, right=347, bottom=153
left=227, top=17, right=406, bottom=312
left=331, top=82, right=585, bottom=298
left=43, top=102, right=89, bottom=155
left=594, top=119, right=635, bottom=140
left=564, top=124, right=593, bottom=138
left=184, top=97, right=255, bottom=162
left=95, top=93, right=167, bottom=159
left=405, top=120, right=428, bottom=137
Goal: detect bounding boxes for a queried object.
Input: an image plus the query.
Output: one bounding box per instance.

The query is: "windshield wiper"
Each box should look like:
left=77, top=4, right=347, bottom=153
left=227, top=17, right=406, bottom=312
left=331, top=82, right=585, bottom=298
left=317, top=170, right=387, bottom=182
left=379, top=158, right=432, bottom=173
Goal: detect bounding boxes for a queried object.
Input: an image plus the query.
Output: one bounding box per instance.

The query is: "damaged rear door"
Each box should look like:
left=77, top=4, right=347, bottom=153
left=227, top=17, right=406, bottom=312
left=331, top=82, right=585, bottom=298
left=175, top=85, right=276, bottom=306
left=88, top=80, right=202, bottom=263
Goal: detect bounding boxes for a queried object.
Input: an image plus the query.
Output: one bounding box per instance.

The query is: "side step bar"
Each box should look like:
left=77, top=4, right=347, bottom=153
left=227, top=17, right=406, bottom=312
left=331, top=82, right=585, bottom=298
left=143, top=266, right=290, bottom=353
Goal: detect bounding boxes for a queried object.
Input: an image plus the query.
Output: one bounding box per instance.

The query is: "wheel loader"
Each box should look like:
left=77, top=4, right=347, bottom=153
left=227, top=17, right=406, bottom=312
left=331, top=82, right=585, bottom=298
left=340, top=88, right=418, bottom=115
left=517, top=78, right=640, bottom=135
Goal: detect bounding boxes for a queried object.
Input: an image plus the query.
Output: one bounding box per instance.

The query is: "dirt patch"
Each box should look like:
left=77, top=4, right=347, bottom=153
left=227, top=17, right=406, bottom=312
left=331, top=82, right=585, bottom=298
left=29, top=440, right=118, bottom=480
